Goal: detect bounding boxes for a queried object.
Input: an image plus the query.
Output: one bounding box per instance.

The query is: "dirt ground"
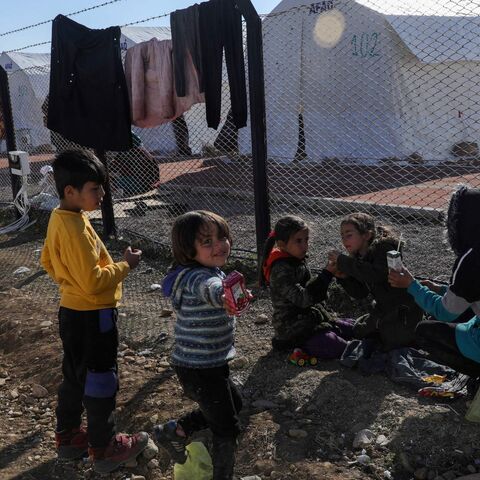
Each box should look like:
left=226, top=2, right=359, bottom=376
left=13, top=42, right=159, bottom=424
left=1, top=217, right=480, bottom=480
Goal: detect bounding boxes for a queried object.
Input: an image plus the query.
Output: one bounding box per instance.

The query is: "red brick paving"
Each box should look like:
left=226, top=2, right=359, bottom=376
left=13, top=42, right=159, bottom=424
left=157, top=158, right=480, bottom=211
left=2, top=155, right=479, bottom=212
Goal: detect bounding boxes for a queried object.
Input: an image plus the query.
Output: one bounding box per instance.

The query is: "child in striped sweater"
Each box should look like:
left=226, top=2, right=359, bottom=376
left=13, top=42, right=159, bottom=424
left=154, top=210, right=241, bottom=480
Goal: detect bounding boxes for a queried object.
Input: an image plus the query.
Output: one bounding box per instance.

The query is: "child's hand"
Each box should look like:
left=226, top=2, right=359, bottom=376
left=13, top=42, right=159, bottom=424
left=124, top=246, right=142, bottom=269
left=388, top=267, right=414, bottom=289
left=328, top=250, right=341, bottom=264
left=325, top=259, right=336, bottom=274
left=333, top=269, right=348, bottom=279
left=420, top=279, right=443, bottom=294
left=222, top=294, right=237, bottom=316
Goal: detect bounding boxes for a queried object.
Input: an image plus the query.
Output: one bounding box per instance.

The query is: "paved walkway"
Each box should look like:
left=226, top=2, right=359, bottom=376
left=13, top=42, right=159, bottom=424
left=158, top=157, right=480, bottom=211
left=2, top=154, right=479, bottom=212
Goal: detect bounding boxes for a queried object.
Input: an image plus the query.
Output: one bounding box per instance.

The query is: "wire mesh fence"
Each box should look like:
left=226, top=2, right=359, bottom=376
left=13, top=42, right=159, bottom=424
left=1, top=0, right=480, bottom=260
left=257, top=0, right=480, bottom=232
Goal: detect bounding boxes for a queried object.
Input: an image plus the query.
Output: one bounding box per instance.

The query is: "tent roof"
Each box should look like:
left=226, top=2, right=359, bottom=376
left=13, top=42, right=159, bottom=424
left=1, top=52, right=50, bottom=71
left=121, top=26, right=171, bottom=43
left=385, top=15, right=480, bottom=63
left=269, top=0, right=480, bottom=63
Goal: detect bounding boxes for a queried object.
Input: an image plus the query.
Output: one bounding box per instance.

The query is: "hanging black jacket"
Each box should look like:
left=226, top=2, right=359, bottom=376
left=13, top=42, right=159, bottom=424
left=47, top=15, right=132, bottom=151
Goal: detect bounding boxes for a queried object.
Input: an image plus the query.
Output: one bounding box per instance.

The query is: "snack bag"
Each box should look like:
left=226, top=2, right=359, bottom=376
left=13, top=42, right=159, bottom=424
left=222, top=270, right=250, bottom=315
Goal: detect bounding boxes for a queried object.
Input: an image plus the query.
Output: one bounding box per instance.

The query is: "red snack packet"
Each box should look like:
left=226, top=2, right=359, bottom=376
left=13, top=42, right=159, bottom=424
left=222, top=270, right=250, bottom=315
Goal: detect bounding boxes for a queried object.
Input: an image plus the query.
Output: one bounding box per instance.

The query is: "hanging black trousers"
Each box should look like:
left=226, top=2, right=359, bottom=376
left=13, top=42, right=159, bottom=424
left=199, top=0, right=247, bottom=130
left=171, top=4, right=204, bottom=96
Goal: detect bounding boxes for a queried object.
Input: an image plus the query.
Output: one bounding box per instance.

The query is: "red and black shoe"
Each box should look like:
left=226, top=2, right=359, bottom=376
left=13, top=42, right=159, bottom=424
left=89, top=432, right=149, bottom=474
left=55, top=427, right=88, bottom=460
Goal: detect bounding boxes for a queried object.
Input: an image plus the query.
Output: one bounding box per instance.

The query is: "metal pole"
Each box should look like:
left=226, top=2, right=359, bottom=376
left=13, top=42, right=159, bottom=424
left=234, top=0, right=271, bottom=267
left=95, top=149, right=117, bottom=239
left=0, top=66, right=20, bottom=213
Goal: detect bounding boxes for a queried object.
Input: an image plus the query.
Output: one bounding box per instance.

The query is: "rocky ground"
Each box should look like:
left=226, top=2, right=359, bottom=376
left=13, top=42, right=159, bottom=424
left=1, top=212, right=480, bottom=480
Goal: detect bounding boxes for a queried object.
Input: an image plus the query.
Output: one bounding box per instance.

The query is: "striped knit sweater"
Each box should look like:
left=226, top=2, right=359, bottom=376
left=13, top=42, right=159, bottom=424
left=167, top=266, right=236, bottom=368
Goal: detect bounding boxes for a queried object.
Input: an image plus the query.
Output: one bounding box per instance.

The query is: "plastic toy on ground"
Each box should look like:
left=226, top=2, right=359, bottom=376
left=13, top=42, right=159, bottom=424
left=288, top=348, right=318, bottom=367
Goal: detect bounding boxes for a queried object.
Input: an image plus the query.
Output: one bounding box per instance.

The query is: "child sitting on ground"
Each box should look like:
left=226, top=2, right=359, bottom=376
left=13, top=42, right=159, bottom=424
left=389, top=186, right=480, bottom=380
left=154, top=210, right=242, bottom=480
left=261, top=215, right=354, bottom=359
left=40, top=149, right=148, bottom=473
left=328, top=212, right=423, bottom=351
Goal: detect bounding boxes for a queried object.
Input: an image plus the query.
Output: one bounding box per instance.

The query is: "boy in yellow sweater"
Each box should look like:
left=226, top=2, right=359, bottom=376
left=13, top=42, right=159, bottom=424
left=40, top=149, right=148, bottom=473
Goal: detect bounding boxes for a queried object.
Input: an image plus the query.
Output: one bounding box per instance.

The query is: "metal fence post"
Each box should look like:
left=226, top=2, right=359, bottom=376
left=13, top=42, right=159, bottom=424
left=234, top=0, right=271, bottom=265
left=95, top=149, right=117, bottom=239
left=0, top=66, right=20, bottom=213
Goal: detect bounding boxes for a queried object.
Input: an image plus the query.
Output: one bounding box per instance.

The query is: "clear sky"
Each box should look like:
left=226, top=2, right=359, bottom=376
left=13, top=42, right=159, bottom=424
left=0, top=0, right=279, bottom=53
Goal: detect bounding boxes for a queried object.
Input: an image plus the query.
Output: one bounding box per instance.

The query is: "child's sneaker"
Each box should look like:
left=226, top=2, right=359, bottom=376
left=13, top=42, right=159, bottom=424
left=89, top=432, right=149, bottom=474
left=153, top=420, right=187, bottom=464
left=55, top=427, right=88, bottom=460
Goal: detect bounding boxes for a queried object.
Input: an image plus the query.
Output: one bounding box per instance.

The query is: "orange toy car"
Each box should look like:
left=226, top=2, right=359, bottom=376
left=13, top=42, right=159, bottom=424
left=288, top=348, right=318, bottom=367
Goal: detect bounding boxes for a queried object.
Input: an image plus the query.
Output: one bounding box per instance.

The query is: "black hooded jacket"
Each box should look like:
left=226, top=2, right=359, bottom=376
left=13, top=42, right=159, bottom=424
left=336, top=237, right=417, bottom=315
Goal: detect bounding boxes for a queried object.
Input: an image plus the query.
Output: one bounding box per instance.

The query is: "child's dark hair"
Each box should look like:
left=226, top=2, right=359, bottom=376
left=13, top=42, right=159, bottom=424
left=447, top=185, right=480, bottom=255
left=260, top=215, right=308, bottom=285
left=52, top=149, right=106, bottom=199
left=341, top=212, right=396, bottom=245
left=171, top=210, right=232, bottom=266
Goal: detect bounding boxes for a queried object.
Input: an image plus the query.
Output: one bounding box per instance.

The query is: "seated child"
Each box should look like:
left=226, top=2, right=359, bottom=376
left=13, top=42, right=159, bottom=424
left=154, top=211, right=242, bottom=480
left=261, top=215, right=353, bottom=359
left=389, top=186, right=480, bottom=379
left=328, top=212, right=423, bottom=351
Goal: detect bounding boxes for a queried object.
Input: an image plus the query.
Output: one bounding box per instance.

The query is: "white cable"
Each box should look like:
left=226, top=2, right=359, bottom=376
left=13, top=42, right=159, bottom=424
left=0, top=175, right=34, bottom=234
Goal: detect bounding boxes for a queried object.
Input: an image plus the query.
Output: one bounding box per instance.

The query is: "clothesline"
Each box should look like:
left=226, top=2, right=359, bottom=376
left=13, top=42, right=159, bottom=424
left=7, top=11, right=172, bottom=53
left=0, top=0, right=126, bottom=38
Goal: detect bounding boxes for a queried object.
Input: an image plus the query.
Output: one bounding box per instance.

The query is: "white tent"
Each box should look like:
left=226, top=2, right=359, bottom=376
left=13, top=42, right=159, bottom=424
left=240, top=0, right=480, bottom=163
left=120, top=26, right=226, bottom=155
left=0, top=52, right=50, bottom=151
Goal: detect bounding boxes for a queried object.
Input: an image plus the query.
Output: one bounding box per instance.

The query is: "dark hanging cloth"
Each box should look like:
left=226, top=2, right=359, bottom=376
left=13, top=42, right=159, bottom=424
left=47, top=15, right=132, bottom=151
left=170, top=4, right=204, bottom=97
left=199, top=0, right=247, bottom=130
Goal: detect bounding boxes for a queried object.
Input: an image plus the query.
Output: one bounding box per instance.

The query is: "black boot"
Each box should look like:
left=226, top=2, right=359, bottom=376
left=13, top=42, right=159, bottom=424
left=212, top=436, right=236, bottom=480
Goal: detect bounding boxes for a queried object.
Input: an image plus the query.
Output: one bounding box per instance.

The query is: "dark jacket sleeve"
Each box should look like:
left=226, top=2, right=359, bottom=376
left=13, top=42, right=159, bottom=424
left=307, top=269, right=334, bottom=303
left=336, top=244, right=389, bottom=284
left=270, top=262, right=331, bottom=309
left=336, top=275, right=370, bottom=299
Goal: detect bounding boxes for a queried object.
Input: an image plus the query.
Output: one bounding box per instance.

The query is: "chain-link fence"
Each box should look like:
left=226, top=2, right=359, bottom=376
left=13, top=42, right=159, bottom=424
left=256, top=0, right=480, bottom=240
left=0, top=20, right=256, bottom=253
left=2, top=1, right=480, bottom=259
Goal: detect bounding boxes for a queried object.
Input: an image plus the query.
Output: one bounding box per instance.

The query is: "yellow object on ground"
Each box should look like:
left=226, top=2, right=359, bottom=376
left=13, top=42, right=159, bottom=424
left=422, top=374, right=447, bottom=384
left=174, top=441, right=213, bottom=480
left=465, top=388, right=480, bottom=423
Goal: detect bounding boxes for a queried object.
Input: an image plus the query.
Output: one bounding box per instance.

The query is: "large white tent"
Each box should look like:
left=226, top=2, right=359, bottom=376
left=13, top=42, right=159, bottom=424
left=0, top=52, right=51, bottom=151
left=240, top=0, right=480, bottom=164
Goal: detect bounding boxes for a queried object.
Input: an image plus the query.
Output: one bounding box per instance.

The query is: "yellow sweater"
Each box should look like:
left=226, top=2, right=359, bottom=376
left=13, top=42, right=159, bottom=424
left=40, top=208, right=130, bottom=310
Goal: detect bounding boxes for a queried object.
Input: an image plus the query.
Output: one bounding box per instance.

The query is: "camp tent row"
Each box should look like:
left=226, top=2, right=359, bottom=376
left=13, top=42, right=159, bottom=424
left=238, top=0, right=480, bottom=164
left=2, top=0, right=480, bottom=164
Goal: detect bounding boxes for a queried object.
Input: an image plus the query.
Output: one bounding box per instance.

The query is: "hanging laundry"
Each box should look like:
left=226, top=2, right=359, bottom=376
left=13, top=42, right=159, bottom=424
left=198, top=0, right=247, bottom=130
left=171, top=4, right=204, bottom=96
left=48, top=15, right=132, bottom=151
left=124, top=38, right=203, bottom=129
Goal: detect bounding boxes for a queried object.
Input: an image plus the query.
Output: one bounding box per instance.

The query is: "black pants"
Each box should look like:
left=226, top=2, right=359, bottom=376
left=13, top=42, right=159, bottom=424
left=171, top=4, right=204, bottom=96
left=199, top=0, right=247, bottom=130
left=56, top=307, right=118, bottom=448
left=175, top=364, right=242, bottom=480
left=416, top=320, right=480, bottom=377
